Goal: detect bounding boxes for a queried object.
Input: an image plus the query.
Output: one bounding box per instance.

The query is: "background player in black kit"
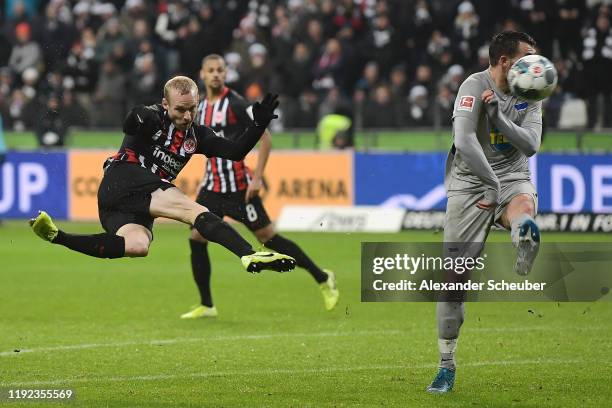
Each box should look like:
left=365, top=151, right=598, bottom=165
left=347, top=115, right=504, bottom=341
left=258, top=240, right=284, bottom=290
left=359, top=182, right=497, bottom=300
left=29, top=76, right=296, bottom=274
left=181, top=55, right=339, bottom=319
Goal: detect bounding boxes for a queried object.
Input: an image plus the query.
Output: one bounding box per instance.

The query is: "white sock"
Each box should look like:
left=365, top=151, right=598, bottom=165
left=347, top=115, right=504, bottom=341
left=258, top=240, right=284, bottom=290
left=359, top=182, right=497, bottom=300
left=439, top=338, right=458, bottom=370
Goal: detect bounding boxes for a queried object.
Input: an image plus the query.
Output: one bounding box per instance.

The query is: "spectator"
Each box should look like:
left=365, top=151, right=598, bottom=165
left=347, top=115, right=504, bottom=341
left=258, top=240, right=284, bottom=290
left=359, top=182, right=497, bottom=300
left=313, top=38, right=344, bottom=95
left=0, top=68, right=13, bottom=102
left=72, top=1, right=93, bottom=32
left=411, top=64, right=435, bottom=95
left=453, top=1, right=480, bottom=66
left=39, top=2, right=76, bottom=72
left=92, top=59, right=126, bottom=127
left=154, top=0, right=190, bottom=76
left=280, top=42, right=313, bottom=98
left=556, top=0, right=586, bottom=59
left=581, top=13, right=612, bottom=128
left=405, top=85, right=433, bottom=127
left=62, top=40, right=97, bottom=116
left=271, top=5, right=295, bottom=64
left=60, top=89, right=90, bottom=128
left=439, top=64, right=465, bottom=95
left=19, top=67, right=38, bottom=101
left=389, top=65, right=409, bottom=101
left=178, top=16, right=207, bottom=80
left=95, top=17, right=126, bottom=65
left=129, top=51, right=159, bottom=106
left=363, top=84, right=399, bottom=128
left=433, top=84, right=454, bottom=127
left=119, top=0, right=150, bottom=36
left=355, top=61, right=380, bottom=95
left=363, top=13, right=398, bottom=76
left=288, top=88, right=319, bottom=128
left=0, top=26, right=12, bottom=67
left=223, top=52, right=243, bottom=89
left=4, top=1, right=33, bottom=44
left=36, top=94, right=67, bottom=148
left=302, top=19, right=325, bottom=57
left=125, top=19, right=152, bottom=62
left=242, top=43, right=272, bottom=92
left=8, top=22, right=42, bottom=76
left=514, top=0, right=557, bottom=58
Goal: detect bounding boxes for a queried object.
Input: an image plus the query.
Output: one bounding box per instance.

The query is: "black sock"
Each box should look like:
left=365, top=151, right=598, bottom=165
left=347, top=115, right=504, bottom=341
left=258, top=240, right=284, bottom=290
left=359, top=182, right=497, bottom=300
left=189, top=239, right=213, bottom=307
left=265, top=234, right=328, bottom=283
left=53, top=230, right=125, bottom=259
left=193, top=212, right=254, bottom=257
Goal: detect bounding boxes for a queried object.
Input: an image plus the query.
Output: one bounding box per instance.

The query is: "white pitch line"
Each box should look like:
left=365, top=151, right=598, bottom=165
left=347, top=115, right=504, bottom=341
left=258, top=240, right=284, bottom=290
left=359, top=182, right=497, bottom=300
left=0, top=330, right=402, bottom=357
left=0, top=326, right=606, bottom=358
left=0, top=359, right=594, bottom=388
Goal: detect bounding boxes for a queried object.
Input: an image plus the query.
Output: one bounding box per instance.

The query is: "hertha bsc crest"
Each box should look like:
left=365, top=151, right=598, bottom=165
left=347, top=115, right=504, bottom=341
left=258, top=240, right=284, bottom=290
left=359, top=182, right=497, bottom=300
left=183, top=137, right=197, bottom=154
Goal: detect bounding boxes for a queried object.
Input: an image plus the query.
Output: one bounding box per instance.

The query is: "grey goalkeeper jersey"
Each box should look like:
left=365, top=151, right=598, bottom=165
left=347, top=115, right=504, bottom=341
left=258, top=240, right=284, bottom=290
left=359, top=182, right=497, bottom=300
left=446, top=69, right=542, bottom=197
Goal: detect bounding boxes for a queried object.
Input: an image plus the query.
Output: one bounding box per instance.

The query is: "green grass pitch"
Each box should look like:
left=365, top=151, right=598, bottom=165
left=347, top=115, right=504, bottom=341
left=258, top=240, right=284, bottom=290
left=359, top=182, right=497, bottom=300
left=1, top=221, right=611, bottom=407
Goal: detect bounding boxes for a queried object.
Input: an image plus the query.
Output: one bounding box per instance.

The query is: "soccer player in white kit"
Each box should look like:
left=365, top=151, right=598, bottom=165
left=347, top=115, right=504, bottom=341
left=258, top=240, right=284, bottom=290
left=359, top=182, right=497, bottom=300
left=427, top=31, right=542, bottom=393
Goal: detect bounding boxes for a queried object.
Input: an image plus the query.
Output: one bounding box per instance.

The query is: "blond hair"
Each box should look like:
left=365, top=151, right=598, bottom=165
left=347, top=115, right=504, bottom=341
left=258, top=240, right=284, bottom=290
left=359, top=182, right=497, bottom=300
left=163, top=76, right=198, bottom=101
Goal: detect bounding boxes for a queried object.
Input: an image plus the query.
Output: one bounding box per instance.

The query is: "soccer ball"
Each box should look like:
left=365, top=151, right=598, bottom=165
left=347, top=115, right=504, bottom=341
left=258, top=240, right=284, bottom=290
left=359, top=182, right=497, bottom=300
left=507, top=54, right=558, bottom=102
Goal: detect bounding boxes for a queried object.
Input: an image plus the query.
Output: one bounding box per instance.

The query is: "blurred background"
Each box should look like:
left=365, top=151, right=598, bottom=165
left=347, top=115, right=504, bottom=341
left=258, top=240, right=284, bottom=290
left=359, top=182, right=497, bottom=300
left=0, top=0, right=611, bottom=228
left=1, top=0, right=612, bottom=138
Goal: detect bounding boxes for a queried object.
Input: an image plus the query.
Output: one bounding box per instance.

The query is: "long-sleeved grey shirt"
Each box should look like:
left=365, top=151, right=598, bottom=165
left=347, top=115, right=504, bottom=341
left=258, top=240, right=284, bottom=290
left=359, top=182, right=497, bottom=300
left=445, top=69, right=542, bottom=199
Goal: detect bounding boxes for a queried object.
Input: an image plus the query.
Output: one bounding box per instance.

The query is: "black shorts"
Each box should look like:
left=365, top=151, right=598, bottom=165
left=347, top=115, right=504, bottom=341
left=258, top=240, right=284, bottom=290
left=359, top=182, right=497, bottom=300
left=195, top=188, right=271, bottom=231
left=97, top=162, right=175, bottom=234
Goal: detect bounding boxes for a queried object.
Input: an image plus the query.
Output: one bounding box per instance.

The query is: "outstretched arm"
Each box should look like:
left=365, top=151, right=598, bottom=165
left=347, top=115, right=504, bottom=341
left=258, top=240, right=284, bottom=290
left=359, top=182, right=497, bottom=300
left=482, top=90, right=542, bottom=157
left=198, top=94, right=279, bottom=161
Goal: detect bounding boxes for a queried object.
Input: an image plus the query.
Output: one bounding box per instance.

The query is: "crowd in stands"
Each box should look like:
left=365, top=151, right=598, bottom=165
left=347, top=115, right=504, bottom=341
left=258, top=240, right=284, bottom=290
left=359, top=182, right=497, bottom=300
left=1, top=0, right=611, bottom=133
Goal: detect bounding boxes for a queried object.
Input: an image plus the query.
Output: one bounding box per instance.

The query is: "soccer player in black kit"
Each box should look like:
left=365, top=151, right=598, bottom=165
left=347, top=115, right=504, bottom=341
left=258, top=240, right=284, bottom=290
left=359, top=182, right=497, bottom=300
left=29, top=76, right=296, bottom=274
left=180, top=55, right=339, bottom=319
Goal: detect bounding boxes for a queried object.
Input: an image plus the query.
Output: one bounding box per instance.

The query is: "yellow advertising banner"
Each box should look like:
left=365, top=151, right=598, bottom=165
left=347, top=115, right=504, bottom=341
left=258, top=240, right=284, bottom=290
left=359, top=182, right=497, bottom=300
left=68, top=150, right=352, bottom=221
left=69, top=150, right=112, bottom=221
left=244, top=151, right=352, bottom=219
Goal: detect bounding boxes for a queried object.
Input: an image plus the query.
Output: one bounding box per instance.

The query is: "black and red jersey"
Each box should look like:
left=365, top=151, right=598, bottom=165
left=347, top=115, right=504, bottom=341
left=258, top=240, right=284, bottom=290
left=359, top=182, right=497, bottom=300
left=197, top=87, right=254, bottom=193
left=104, top=103, right=265, bottom=183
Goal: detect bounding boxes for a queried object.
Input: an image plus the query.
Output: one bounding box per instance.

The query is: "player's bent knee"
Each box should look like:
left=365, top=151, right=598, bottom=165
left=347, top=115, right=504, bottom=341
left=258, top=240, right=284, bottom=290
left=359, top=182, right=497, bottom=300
left=254, top=225, right=275, bottom=243
left=511, top=194, right=536, bottom=215
left=190, top=227, right=208, bottom=242
left=125, top=239, right=150, bottom=257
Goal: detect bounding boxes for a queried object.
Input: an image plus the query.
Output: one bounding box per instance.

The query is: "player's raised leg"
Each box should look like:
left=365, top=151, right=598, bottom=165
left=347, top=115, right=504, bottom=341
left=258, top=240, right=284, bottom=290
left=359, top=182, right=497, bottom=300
left=29, top=211, right=149, bottom=258
left=502, top=193, right=539, bottom=276
left=149, top=187, right=295, bottom=273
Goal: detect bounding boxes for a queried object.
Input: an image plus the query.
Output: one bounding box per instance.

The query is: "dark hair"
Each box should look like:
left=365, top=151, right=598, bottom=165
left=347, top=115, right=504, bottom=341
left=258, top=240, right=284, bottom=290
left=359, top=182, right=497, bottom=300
left=201, top=53, right=224, bottom=67
left=489, top=31, right=536, bottom=66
